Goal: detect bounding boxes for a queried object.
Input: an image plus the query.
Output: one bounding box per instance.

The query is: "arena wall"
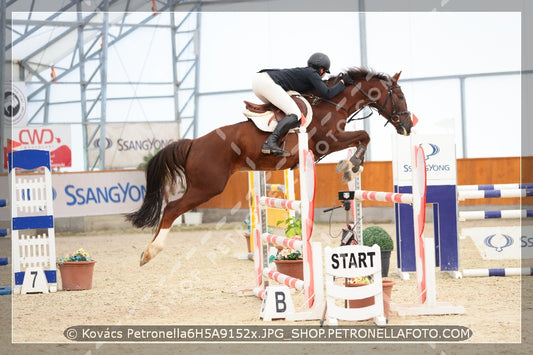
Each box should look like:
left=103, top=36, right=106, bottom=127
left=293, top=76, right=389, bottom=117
left=199, top=156, right=532, bottom=209
left=1, top=157, right=530, bottom=231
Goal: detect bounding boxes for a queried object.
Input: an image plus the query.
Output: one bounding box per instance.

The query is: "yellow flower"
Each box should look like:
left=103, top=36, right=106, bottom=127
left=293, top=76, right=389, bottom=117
left=347, top=276, right=371, bottom=285
left=57, top=248, right=93, bottom=264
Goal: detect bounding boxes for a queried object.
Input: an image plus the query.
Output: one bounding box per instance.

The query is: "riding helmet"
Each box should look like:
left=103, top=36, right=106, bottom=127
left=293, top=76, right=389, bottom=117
left=307, top=52, right=331, bottom=73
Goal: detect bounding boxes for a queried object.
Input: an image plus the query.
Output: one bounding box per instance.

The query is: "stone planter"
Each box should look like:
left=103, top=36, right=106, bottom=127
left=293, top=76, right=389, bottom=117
left=381, top=249, right=392, bottom=277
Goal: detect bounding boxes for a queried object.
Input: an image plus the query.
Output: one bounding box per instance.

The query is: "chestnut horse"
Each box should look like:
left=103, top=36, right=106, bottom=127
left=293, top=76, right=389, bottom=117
left=126, top=68, right=412, bottom=265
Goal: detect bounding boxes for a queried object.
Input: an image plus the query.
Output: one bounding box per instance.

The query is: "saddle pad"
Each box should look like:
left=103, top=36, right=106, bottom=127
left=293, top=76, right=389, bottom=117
left=243, top=91, right=312, bottom=133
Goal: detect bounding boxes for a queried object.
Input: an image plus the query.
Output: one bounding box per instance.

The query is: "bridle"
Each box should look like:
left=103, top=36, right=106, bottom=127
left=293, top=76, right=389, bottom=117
left=354, top=81, right=411, bottom=132
left=304, top=76, right=411, bottom=133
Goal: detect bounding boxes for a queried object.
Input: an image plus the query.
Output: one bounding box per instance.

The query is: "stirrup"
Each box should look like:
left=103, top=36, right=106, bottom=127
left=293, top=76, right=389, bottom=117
left=262, top=142, right=290, bottom=157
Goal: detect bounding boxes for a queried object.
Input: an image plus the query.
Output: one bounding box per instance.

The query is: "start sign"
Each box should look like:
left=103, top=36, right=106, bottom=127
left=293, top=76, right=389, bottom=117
left=325, top=244, right=382, bottom=279
left=330, top=250, right=377, bottom=269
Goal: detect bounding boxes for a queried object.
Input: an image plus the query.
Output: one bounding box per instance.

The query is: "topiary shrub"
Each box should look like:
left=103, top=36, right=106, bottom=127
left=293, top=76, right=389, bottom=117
left=362, top=226, right=394, bottom=251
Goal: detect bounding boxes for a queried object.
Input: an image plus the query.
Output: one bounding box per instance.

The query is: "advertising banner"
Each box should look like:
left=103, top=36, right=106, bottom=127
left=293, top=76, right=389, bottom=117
left=392, top=133, right=457, bottom=186
left=87, top=122, right=179, bottom=169
left=3, top=125, right=72, bottom=169
left=0, top=170, right=146, bottom=221
left=463, top=226, right=525, bottom=260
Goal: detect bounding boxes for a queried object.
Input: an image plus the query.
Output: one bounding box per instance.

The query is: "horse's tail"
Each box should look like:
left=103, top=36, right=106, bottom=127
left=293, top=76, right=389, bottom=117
left=126, top=139, right=193, bottom=229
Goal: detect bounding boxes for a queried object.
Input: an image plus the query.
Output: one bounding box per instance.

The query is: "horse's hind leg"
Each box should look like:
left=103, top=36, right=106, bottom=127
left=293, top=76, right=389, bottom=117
left=139, top=187, right=216, bottom=266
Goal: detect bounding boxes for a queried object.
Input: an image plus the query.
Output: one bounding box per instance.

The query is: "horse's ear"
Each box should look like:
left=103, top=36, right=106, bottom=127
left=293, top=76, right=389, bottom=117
left=392, top=71, right=402, bottom=82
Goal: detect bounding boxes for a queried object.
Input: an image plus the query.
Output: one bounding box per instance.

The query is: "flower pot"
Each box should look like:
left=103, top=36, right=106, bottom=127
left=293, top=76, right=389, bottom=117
left=381, top=250, right=392, bottom=277
left=347, top=279, right=396, bottom=319
left=346, top=283, right=374, bottom=309
left=381, top=280, right=396, bottom=319
left=57, top=260, right=96, bottom=291
left=273, top=259, right=303, bottom=280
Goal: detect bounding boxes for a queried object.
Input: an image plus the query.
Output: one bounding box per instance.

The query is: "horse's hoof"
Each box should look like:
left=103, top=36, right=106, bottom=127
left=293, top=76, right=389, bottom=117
left=342, top=171, right=355, bottom=184
left=351, top=163, right=360, bottom=174
left=140, top=250, right=150, bottom=266
left=336, top=159, right=352, bottom=173
left=140, top=243, right=163, bottom=266
left=351, top=165, right=364, bottom=174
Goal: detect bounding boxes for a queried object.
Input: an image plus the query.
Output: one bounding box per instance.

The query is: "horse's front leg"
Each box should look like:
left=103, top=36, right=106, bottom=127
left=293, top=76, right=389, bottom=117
left=348, top=142, right=367, bottom=174
left=333, top=130, right=370, bottom=183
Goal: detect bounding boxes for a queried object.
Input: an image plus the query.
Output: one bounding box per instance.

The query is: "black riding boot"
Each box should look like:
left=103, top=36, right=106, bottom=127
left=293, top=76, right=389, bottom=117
left=261, top=114, right=300, bottom=157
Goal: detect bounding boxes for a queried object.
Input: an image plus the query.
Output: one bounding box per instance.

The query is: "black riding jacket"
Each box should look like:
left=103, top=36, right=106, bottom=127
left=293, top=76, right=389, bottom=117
left=259, top=67, right=346, bottom=99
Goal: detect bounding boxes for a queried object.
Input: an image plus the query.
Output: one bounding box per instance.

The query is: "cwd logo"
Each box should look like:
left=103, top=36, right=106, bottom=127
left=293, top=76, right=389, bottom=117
left=93, top=138, right=113, bottom=149
left=19, top=128, right=60, bottom=145
left=420, top=143, right=440, bottom=160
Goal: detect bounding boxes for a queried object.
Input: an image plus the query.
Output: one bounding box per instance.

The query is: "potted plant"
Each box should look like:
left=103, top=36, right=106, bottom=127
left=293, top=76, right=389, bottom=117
left=345, top=276, right=374, bottom=309
left=270, top=216, right=303, bottom=279
left=345, top=275, right=395, bottom=320
left=362, top=226, right=394, bottom=277
left=361, top=226, right=396, bottom=319
left=56, top=248, right=96, bottom=291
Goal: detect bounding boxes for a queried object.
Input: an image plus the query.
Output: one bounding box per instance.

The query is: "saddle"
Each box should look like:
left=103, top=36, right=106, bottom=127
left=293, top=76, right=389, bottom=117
left=243, top=91, right=312, bottom=132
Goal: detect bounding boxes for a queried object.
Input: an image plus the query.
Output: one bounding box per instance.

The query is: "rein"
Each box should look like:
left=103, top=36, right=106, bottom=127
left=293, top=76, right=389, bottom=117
left=300, top=93, right=373, bottom=124
left=346, top=106, right=374, bottom=123
left=300, top=94, right=349, bottom=113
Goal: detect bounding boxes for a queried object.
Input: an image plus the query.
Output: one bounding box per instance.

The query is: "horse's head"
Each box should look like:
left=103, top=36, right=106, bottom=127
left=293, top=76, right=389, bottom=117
left=383, top=72, right=412, bottom=135
left=343, top=68, right=413, bottom=136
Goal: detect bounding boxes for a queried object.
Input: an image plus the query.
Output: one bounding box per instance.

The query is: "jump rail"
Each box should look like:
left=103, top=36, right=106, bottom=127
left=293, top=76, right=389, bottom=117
left=459, top=209, right=533, bottom=221
left=251, top=129, right=324, bottom=321
left=457, top=183, right=533, bottom=191
left=458, top=188, right=533, bottom=201
left=462, top=267, right=533, bottom=277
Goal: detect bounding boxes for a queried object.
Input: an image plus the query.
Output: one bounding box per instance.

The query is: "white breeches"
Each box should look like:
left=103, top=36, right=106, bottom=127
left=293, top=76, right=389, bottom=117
left=252, top=72, right=301, bottom=118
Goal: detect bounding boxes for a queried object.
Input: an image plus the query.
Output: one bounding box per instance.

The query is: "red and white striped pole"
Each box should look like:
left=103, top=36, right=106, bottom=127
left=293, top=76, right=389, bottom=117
left=412, top=144, right=428, bottom=304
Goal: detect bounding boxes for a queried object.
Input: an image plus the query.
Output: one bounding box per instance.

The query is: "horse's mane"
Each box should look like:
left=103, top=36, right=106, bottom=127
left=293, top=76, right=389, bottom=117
left=322, top=67, right=392, bottom=90
left=345, top=67, right=391, bottom=82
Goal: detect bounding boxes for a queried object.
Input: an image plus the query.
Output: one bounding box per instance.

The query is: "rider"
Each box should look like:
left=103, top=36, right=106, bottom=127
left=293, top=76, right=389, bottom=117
left=253, top=52, right=354, bottom=157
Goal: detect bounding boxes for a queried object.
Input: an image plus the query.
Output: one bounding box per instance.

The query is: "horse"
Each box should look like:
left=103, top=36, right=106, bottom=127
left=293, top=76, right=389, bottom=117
left=126, top=67, right=413, bottom=266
